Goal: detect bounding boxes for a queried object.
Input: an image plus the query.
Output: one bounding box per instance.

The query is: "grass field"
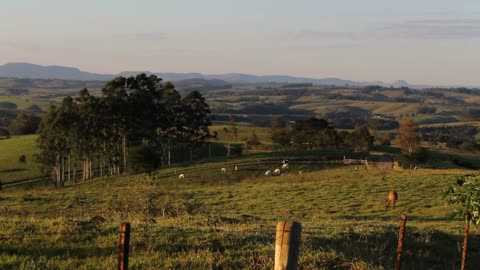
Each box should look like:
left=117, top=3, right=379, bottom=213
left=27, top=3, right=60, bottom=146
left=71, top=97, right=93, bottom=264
left=1, top=157, right=479, bottom=269
left=0, top=125, right=270, bottom=184
left=0, top=135, right=43, bottom=183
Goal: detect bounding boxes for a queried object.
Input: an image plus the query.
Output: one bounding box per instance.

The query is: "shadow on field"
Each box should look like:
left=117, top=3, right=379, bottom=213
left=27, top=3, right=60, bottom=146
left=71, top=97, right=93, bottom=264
left=0, top=245, right=114, bottom=259
left=0, top=168, right=27, bottom=173
left=302, top=227, right=480, bottom=269
left=340, top=215, right=454, bottom=222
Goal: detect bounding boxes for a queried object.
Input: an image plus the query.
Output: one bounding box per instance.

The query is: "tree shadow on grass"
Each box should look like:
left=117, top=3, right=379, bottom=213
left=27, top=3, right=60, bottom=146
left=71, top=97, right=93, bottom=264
left=0, top=244, right=115, bottom=259
left=339, top=215, right=455, bottom=223
left=302, top=227, right=480, bottom=269
left=0, top=168, right=27, bottom=173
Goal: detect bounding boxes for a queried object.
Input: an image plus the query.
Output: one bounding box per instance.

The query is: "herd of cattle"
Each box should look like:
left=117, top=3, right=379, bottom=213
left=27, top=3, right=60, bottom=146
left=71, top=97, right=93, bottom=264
left=177, top=159, right=398, bottom=209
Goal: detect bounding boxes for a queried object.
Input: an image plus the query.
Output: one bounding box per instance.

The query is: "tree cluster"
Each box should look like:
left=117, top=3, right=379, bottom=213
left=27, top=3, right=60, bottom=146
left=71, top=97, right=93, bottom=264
left=345, top=124, right=374, bottom=152
left=291, top=118, right=340, bottom=149
left=36, top=74, right=210, bottom=187
left=8, top=113, right=41, bottom=135
left=420, top=125, right=479, bottom=149
left=271, top=117, right=377, bottom=152
left=417, top=105, right=437, bottom=114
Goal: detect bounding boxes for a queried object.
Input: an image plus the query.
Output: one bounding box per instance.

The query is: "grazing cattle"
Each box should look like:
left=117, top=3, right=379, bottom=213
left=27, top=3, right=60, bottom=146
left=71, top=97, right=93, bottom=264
left=178, top=174, right=185, bottom=179
left=265, top=170, right=272, bottom=176
left=273, top=168, right=281, bottom=175
left=221, top=167, right=227, bottom=172
left=385, top=191, right=398, bottom=209
left=298, top=171, right=302, bottom=175
left=282, top=163, right=289, bottom=169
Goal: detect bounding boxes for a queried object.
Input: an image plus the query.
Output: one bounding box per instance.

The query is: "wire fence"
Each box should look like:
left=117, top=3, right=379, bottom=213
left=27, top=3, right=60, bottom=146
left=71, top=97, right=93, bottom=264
left=0, top=217, right=411, bottom=270
left=3, top=157, right=351, bottom=188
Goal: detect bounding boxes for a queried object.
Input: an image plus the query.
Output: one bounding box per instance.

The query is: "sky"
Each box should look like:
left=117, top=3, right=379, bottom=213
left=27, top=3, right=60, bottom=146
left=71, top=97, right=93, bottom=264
left=1, top=0, right=480, bottom=85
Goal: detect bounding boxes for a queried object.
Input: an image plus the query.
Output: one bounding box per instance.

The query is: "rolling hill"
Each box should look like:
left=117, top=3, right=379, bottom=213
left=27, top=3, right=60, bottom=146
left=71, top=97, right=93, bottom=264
left=0, top=62, right=455, bottom=89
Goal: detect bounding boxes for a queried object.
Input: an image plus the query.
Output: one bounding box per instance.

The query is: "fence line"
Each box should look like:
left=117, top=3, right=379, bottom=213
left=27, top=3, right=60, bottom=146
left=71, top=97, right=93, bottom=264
left=0, top=216, right=409, bottom=269
left=3, top=157, right=352, bottom=188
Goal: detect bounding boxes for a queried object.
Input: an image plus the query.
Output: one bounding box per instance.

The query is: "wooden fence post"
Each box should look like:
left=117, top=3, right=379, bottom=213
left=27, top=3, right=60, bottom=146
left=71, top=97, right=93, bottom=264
left=461, top=215, right=470, bottom=270
left=275, top=221, right=302, bottom=270
left=395, top=215, right=407, bottom=270
left=118, top=222, right=131, bottom=270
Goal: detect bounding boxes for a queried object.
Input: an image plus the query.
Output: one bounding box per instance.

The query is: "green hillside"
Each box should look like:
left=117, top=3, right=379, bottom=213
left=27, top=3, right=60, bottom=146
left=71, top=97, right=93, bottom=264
left=0, top=158, right=478, bottom=269
left=0, top=135, right=42, bottom=183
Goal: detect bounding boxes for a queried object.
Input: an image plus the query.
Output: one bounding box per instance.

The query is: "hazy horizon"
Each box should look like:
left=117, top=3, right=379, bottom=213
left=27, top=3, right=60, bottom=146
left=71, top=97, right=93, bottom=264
left=1, top=0, right=480, bottom=85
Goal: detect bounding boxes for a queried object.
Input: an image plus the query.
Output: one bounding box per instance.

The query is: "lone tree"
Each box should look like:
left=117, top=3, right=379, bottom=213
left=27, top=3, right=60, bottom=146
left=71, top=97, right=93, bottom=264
left=444, top=175, right=480, bottom=270
left=271, top=117, right=290, bottom=146
left=396, top=119, right=419, bottom=168
left=223, top=115, right=238, bottom=157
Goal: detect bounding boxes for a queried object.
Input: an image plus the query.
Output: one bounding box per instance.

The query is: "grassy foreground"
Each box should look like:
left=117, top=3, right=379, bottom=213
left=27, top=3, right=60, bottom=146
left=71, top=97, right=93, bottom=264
left=1, top=159, right=479, bottom=269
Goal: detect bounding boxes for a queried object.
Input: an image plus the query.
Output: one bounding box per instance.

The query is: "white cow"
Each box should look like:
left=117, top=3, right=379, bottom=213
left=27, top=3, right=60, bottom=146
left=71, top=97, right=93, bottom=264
left=281, top=163, right=289, bottom=169
left=273, top=168, right=281, bottom=175
left=221, top=167, right=227, bottom=172
left=298, top=171, right=302, bottom=175
left=264, top=170, right=272, bottom=176
left=178, top=174, right=185, bottom=179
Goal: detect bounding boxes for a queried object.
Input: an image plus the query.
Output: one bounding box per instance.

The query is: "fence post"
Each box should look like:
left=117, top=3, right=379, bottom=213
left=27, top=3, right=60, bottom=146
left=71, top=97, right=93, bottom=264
left=395, top=215, right=407, bottom=270
left=275, top=221, right=302, bottom=270
left=461, top=215, right=470, bottom=270
left=118, top=222, right=131, bottom=270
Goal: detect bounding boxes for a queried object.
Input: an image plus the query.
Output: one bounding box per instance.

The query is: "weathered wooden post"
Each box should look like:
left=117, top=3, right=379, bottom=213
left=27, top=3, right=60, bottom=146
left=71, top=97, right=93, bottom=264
left=118, top=222, right=131, bottom=270
left=461, top=215, right=470, bottom=270
left=275, top=221, right=302, bottom=270
left=395, top=215, right=407, bottom=270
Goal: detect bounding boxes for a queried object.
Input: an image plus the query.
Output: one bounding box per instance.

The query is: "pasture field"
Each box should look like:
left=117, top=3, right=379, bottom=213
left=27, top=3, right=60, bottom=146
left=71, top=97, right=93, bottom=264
left=1, top=128, right=479, bottom=184
left=1, top=158, right=479, bottom=269
left=0, top=135, right=43, bottom=183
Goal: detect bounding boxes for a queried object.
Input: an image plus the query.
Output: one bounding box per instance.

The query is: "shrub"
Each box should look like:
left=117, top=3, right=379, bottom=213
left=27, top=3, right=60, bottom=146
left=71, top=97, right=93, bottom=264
left=0, top=127, right=9, bottom=138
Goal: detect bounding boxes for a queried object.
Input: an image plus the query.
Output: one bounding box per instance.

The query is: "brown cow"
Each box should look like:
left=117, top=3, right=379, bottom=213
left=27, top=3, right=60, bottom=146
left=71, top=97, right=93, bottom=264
left=386, top=191, right=398, bottom=209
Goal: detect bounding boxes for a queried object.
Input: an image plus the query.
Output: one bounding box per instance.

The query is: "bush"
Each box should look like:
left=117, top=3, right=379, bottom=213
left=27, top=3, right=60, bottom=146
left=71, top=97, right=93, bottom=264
left=19, top=155, right=27, bottom=163
left=0, top=127, right=9, bottom=138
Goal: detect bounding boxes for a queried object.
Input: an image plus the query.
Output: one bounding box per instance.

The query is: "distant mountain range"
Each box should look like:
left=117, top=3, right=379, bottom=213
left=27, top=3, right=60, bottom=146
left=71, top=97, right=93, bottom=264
left=0, top=62, right=471, bottom=89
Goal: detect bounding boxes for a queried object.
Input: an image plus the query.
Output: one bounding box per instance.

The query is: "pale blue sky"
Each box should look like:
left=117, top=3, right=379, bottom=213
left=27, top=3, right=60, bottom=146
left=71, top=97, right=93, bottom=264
left=1, top=0, right=480, bottom=85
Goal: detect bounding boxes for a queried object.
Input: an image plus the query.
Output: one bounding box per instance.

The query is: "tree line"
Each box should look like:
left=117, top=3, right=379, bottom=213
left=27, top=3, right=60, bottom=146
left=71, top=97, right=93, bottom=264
left=36, top=74, right=210, bottom=187
left=270, top=117, right=426, bottom=167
